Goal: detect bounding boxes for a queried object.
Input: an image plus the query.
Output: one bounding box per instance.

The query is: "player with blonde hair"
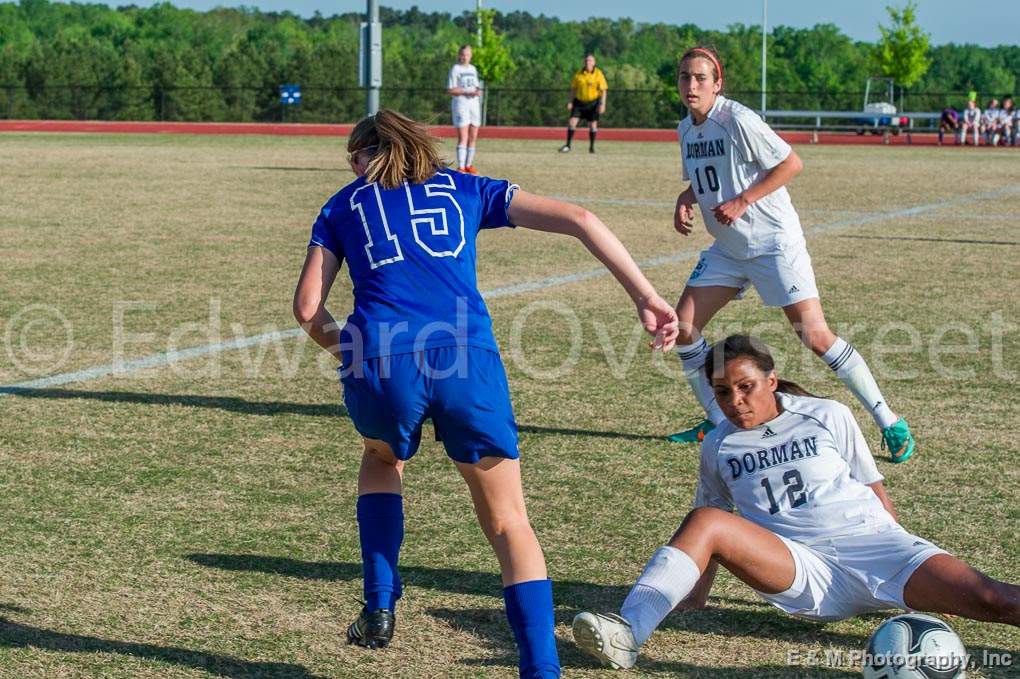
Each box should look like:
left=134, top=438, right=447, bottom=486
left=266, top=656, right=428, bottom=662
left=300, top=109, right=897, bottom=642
left=448, top=44, right=482, bottom=173
left=664, top=46, right=915, bottom=463
left=294, top=108, right=679, bottom=679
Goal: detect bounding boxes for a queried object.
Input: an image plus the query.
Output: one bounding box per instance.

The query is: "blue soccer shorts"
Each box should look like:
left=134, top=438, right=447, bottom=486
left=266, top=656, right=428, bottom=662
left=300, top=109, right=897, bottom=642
left=339, top=346, right=519, bottom=464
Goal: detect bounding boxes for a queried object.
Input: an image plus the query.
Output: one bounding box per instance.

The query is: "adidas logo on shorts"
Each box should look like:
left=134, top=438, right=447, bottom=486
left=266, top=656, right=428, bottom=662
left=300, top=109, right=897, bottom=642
left=788, top=285, right=800, bottom=294
left=761, top=426, right=778, bottom=438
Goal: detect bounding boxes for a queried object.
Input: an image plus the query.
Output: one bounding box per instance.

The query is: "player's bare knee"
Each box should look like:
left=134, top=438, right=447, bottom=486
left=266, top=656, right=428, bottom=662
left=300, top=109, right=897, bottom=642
left=983, top=581, right=1020, bottom=623
left=364, top=441, right=401, bottom=467
left=483, top=510, right=532, bottom=541
left=670, top=507, right=726, bottom=545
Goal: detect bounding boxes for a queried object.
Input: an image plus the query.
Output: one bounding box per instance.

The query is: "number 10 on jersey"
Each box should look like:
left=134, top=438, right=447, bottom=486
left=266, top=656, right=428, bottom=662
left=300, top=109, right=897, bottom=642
left=693, top=165, right=720, bottom=194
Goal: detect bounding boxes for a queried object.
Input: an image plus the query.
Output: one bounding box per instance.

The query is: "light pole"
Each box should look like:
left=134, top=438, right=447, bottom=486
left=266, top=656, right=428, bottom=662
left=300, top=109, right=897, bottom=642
left=363, top=0, right=381, bottom=116
left=761, top=0, right=767, bottom=117
left=476, top=0, right=483, bottom=47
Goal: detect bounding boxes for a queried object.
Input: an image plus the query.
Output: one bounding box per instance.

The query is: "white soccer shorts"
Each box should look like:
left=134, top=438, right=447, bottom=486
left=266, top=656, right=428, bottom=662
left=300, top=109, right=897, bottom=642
left=686, top=242, right=819, bottom=308
left=452, top=100, right=481, bottom=128
left=757, top=527, right=948, bottom=621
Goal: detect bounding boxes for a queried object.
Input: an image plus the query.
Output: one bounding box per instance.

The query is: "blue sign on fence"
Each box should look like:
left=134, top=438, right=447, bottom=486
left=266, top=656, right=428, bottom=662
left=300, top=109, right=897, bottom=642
left=280, top=84, right=302, bottom=106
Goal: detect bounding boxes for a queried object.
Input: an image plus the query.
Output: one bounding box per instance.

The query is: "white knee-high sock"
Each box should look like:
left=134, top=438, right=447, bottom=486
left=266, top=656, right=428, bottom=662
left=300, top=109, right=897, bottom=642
left=620, top=546, right=701, bottom=646
left=821, top=337, right=898, bottom=429
left=676, top=338, right=726, bottom=425
left=466, top=146, right=476, bottom=166
left=456, top=145, right=467, bottom=168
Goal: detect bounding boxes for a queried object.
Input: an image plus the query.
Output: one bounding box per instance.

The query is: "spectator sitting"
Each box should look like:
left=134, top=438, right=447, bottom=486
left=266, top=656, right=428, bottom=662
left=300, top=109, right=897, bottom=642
left=959, top=99, right=981, bottom=145
left=980, top=98, right=999, bottom=146
left=999, top=97, right=1015, bottom=147
left=938, top=106, right=960, bottom=145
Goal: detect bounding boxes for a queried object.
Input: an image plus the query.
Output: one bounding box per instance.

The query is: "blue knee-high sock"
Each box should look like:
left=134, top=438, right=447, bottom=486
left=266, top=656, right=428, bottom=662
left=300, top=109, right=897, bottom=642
left=503, top=579, right=560, bottom=679
left=356, top=493, right=404, bottom=611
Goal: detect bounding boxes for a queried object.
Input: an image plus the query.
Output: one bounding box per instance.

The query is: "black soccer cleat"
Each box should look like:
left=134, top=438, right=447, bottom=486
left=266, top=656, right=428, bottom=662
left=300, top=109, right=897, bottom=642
left=346, top=606, right=395, bottom=649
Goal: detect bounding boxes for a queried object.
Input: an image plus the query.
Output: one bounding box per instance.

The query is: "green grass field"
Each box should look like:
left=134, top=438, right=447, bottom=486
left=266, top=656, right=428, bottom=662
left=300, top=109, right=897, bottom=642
left=0, top=133, right=1017, bottom=678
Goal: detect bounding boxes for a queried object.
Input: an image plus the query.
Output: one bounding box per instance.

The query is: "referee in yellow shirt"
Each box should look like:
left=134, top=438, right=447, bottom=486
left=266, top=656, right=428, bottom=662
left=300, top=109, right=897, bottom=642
left=559, top=54, right=608, bottom=154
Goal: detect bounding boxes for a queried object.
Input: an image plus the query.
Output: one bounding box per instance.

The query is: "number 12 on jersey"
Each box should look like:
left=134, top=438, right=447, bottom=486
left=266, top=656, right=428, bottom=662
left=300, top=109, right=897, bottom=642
left=761, top=469, right=808, bottom=515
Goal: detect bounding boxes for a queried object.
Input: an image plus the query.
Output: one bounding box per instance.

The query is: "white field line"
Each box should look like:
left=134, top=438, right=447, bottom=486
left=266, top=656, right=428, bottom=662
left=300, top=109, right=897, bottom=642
left=2, top=185, right=1017, bottom=396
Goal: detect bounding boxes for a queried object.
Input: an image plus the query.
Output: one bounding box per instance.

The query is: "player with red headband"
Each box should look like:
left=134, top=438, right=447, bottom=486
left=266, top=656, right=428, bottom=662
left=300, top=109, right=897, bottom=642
left=664, top=46, right=915, bottom=463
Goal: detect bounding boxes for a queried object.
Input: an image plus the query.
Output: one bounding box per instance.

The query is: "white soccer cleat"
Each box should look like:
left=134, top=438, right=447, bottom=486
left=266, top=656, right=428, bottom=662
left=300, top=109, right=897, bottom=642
left=572, top=611, right=639, bottom=670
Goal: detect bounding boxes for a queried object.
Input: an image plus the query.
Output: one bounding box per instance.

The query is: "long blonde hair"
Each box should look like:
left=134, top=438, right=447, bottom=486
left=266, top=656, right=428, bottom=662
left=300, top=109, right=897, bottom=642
left=347, top=109, right=444, bottom=189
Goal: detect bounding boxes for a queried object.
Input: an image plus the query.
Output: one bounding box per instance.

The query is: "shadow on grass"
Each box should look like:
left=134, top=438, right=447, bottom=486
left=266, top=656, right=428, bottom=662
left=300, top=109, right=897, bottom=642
left=183, top=556, right=1020, bottom=676
left=5, top=388, right=660, bottom=440
left=426, top=606, right=865, bottom=677
left=186, top=554, right=868, bottom=643
left=2, top=387, right=346, bottom=418
left=0, top=615, right=325, bottom=679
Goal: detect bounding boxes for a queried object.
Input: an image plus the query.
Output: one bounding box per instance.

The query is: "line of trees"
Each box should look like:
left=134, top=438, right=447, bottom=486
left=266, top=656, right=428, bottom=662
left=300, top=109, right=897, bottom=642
left=1, top=0, right=1018, bottom=125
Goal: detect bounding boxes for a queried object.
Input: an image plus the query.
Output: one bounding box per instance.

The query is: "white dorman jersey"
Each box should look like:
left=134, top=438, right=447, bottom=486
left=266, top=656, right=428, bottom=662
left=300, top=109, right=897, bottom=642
left=694, top=393, right=896, bottom=545
left=448, top=63, right=481, bottom=105
left=962, top=106, right=981, bottom=125
left=678, top=96, right=802, bottom=260
left=981, top=106, right=999, bottom=126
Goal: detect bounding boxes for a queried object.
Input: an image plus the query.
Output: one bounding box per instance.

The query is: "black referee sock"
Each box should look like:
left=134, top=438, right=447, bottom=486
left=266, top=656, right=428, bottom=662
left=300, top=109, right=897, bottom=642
left=565, top=127, right=575, bottom=147
left=589, top=130, right=597, bottom=151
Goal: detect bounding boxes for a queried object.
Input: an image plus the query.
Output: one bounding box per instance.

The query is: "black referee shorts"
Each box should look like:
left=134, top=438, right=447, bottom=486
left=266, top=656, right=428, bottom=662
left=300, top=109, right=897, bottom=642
left=570, top=98, right=600, bottom=122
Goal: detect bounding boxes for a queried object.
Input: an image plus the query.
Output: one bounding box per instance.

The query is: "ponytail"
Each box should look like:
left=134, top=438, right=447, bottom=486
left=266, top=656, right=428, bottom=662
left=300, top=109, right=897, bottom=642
left=704, top=335, right=819, bottom=398
left=347, top=108, right=445, bottom=189
left=776, top=379, right=817, bottom=398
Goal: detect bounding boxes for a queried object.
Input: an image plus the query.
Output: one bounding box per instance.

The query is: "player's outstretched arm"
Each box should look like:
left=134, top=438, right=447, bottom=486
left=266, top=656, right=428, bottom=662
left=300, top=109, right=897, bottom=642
left=294, top=245, right=343, bottom=361
left=712, top=150, right=803, bottom=225
left=507, top=190, right=679, bottom=351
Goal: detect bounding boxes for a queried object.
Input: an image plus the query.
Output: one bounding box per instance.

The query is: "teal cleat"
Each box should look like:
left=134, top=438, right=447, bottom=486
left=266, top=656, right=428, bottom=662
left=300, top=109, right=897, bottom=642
left=667, top=419, right=715, bottom=444
left=881, top=418, right=916, bottom=463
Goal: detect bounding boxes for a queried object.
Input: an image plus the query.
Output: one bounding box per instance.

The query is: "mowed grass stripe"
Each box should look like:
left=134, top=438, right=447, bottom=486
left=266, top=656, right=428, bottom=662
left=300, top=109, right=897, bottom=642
left=3, top=183, right=1017, bottom=396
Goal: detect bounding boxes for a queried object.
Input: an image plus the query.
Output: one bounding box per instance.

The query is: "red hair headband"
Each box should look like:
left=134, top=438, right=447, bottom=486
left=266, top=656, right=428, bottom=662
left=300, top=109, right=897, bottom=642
left=687, top=48, right=723, bottom=83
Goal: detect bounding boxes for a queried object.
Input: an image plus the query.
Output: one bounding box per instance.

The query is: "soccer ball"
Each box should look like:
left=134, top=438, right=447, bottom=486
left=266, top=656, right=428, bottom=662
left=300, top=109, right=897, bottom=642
left=862, top=613, right=967, bottom=678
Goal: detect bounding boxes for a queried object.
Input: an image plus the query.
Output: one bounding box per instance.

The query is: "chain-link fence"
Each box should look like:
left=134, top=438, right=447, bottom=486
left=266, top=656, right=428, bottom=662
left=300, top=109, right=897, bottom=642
left=0, top=85, right=966, bottom=129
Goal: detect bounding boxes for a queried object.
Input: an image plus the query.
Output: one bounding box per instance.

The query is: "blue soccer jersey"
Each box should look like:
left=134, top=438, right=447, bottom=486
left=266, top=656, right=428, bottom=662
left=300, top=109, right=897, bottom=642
left=308, top=170, right=518, bottom=366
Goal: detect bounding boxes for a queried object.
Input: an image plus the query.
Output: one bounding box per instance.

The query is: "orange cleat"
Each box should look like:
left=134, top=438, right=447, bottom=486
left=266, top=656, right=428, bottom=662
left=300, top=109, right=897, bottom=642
left=464, top=165, right=478, bottom=174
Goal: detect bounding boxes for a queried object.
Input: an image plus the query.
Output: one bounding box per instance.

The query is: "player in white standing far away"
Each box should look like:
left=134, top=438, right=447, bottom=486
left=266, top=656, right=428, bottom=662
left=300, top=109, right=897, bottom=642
left=572, top=335, right=1020, bottom=671
left=448, top=44, right=482, bottom=174
left=664, top=46, right=915, bottom=463
left=959, top=99, right=981, bottom=146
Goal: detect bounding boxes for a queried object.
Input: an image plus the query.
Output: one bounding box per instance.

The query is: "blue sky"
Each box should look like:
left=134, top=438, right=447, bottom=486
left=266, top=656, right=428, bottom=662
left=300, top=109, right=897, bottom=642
left=58, top=1, right=1018, bottom=47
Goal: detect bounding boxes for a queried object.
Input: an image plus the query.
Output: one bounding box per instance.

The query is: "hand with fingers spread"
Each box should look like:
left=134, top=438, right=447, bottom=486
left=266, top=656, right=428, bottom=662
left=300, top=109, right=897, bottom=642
left=674, top=188, right=697, bottom=236
left=637, top=294, right=680, bottom=352
left=712, top=194, right=750, bottom=226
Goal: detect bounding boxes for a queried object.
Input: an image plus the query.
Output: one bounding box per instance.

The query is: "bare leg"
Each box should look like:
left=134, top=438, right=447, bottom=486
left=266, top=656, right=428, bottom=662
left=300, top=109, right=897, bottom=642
left=455, top=456, right=546, bottom=585
left=675, top=284, right=740, bottom=346
left=358, top=438, right=404, bottom=495
left=467, top=124, right=479, bottom=147
left=903, top=554, right=1020, bottom=625
left=781, top=297, right=836, bottom=356
left=593, top=507, right=797, bottom=659
left=668, top=507, right=796, bottom=594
